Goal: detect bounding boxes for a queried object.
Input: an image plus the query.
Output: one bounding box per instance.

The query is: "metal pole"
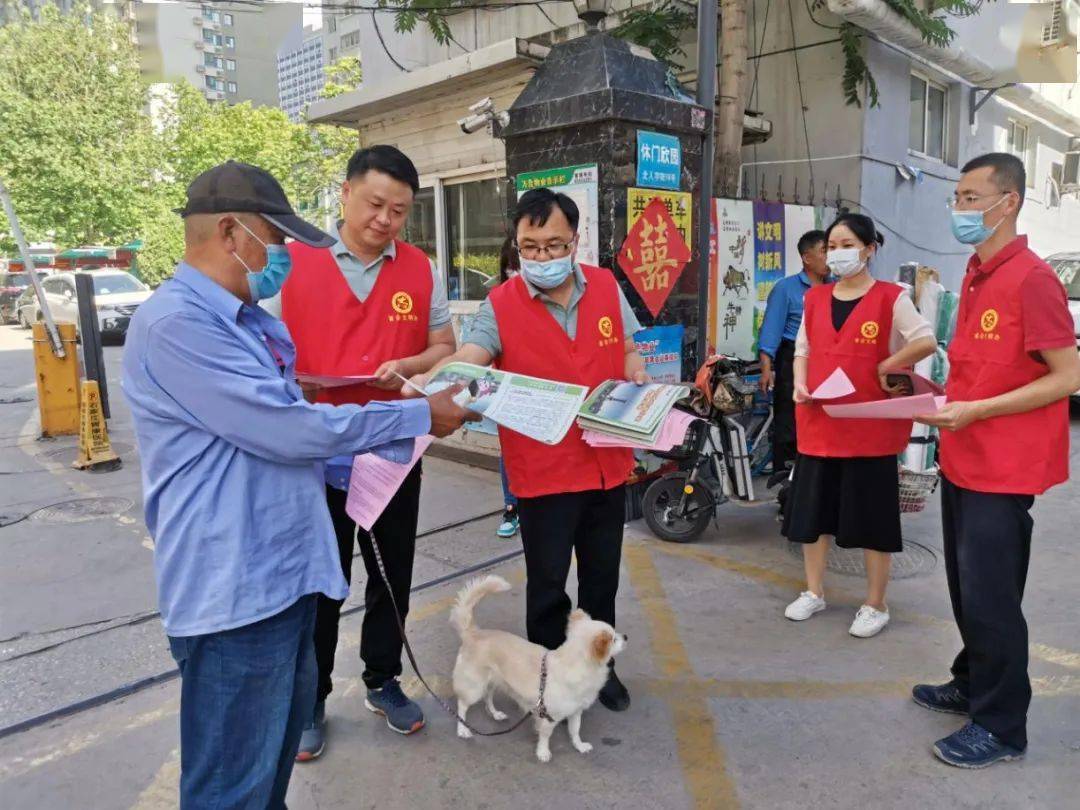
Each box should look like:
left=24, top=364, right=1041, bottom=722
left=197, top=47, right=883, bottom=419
left=0, top=179, right=65, bottom=358
left=75, top=272, right=110, bottom=419
left=695, top=0, right=719, bottom=368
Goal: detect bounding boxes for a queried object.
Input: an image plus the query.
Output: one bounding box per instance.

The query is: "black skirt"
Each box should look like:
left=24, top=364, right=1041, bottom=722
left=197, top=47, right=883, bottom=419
left=781, top=454, right=902, bottom=553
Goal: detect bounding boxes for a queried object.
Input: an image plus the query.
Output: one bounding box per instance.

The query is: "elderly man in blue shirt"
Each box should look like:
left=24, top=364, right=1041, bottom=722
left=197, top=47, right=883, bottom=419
left=122, top=162, right=473, bottom=809
left=758, top=229, right=829, bottom=473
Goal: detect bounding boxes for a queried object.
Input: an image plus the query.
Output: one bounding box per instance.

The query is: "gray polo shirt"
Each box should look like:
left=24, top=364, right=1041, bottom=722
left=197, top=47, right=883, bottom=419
left=465, top=264, right=642, bottom=357
left=261, top=222, right=451, bottom=329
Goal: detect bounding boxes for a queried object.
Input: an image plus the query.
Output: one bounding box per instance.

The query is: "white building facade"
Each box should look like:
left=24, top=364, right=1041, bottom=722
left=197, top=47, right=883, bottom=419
left=277, top=25, right=325, bottom=121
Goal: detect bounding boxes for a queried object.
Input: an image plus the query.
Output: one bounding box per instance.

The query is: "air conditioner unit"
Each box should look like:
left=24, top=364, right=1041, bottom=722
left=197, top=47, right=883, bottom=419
left=196, top=65, right=205, bottom=73
left=195, top=41, right=204, bottom=50
left=193, top=17, right=203, bottom=26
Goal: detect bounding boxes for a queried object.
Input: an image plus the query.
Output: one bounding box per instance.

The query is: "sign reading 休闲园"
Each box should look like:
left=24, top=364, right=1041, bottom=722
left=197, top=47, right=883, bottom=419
left=636, top=131, right=681, bottom=191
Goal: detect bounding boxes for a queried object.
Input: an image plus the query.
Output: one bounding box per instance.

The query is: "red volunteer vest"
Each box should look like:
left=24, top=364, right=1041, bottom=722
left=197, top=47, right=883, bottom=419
left=489, top=266, right=634, bottom=498
left=281, top=240, right=432, bottom=406
left=940, top=243, right=1069, bottom=495
left=796, top=281, right=913, bottom=458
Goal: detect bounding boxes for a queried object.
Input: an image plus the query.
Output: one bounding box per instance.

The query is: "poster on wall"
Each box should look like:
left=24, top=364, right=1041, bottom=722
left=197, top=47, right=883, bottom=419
left=627, top=187, right=692, bottom=248
left=783, top=205, right=838, bottom=276
left=617, top=197, right=691, bottom=318
left=783, top=205, right=817, bottom=277
left=752, top=201, right=786, bottom=344
left=515, top=165, right=599, bottom=266
left=710, top=199, right=756, bottom=360
left=634, top=324, right=685, bottom=384
left=708, top=201, right=839, bottom=360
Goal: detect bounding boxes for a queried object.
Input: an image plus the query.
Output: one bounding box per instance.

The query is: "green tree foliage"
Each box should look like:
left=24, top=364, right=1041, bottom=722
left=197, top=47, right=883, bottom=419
left=0, top=5, right=360, bottom=285
left=0, top=4, right=157, bottom=251
left=385, top=0, right=983, bottom=108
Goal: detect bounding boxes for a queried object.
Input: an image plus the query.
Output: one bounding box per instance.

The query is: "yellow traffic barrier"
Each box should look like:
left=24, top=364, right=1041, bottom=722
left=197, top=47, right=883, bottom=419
left=73, top=379, right=121, bottom=470
left=32, top=321, right=80, bottom=437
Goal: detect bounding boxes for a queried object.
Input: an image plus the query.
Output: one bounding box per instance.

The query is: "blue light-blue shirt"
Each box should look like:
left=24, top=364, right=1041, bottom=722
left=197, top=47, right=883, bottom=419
left=758, top=271, right=813, bottom=359
left=121, top=263, right=431, bottom=637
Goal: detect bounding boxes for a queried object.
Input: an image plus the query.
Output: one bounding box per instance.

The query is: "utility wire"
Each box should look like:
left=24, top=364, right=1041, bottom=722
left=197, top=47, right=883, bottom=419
left=787, top=0, right=815, bottom=195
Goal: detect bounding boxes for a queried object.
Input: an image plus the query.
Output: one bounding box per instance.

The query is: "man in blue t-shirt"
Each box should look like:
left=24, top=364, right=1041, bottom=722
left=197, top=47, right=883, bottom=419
left=758, top=229, right=829, bottom=472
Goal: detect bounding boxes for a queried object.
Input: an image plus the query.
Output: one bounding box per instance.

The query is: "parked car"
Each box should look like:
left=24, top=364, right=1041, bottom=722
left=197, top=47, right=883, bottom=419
left=36, top=269, right=151, bottom=341
left=1046, top=252, right=1080, bottom=403
left=14, top=286, right=40, bottom=329
left=0, top=271, right=47, bottom=324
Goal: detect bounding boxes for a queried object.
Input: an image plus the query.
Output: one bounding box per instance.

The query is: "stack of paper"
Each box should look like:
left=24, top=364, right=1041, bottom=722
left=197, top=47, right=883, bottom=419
left=575, top=381, right=690, bottom=445
left=583, top=408, right=696, bottom=451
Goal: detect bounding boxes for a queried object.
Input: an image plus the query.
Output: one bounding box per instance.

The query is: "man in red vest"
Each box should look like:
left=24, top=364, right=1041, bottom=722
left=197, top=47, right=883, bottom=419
left=412, top=188, right=648, bottom=712
left=267, top=146, right=456, bottom=755
left=914, top=153, right=1080, bottom=768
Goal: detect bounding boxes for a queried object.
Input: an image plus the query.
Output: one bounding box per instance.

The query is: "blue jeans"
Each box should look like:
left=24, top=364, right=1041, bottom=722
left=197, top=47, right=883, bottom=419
left=500, top=458, right=517, bottom=509
left=168, top=595, right=317, bottom=810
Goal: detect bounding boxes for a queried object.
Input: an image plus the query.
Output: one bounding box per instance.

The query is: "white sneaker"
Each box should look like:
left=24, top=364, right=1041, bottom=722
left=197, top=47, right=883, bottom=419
left=849, top=605, right=890, bottom=638
left=785, top=591, right=826, bottom=621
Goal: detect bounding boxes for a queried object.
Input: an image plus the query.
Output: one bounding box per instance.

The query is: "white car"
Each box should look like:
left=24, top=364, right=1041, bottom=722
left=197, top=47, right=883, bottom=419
left=1047, top=253, right=1080, bottom=403
left=38, top=269, right=151, bottom=341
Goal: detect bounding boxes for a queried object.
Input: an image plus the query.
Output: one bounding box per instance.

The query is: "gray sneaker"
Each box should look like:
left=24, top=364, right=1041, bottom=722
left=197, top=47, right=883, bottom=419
left=364, top=679, right=425, bottom=735
left=295, top=700, right=326, bottom=762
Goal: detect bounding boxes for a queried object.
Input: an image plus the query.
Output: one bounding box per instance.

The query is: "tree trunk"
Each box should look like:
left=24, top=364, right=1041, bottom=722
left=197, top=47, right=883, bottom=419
left=715, top=0, right=750, bottom=197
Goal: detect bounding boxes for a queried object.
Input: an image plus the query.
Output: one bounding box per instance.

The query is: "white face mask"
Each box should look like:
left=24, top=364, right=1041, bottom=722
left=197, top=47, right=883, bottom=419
left=826, top=248, right=865, bottom=278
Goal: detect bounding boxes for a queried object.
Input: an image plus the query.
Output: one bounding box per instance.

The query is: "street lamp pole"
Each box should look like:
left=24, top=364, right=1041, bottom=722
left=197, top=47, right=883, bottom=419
left=695, top=0, right=719, bottom=367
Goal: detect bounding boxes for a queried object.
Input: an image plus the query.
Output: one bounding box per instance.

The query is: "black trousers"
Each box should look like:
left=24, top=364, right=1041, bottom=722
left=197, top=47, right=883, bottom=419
left=941, top=476, right=1034, bottom=750
left=516, top=486, right=626, bottom=650
left=771, top=339, right=797, bottom=472
left=317, top=463, right=422, bottom=699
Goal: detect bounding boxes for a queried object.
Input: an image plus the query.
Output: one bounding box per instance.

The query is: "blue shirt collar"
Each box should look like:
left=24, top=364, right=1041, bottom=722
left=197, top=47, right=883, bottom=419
left=797, top=270, right=812, bottom=287
left=173, top=262, right=244, bottom=322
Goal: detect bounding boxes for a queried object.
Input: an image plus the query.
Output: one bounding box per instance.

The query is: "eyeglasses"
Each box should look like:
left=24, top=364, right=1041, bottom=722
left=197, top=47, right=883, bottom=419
left=946, top=191, right=1007, bottom=210
left=513, top=240, right=575, bottom=260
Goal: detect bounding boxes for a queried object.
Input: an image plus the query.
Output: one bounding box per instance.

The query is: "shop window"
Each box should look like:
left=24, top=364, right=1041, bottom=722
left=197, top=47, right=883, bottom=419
left=445, top=178, right=511, bottom=301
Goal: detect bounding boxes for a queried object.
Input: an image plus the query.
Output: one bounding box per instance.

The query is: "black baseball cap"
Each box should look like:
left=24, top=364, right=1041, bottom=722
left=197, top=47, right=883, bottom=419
left=177, top=160, right=335, bottom=248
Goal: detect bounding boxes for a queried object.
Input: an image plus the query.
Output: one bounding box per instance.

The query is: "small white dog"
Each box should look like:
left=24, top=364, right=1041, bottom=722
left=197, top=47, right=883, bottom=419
left=450, top=575, right=627, bottom=762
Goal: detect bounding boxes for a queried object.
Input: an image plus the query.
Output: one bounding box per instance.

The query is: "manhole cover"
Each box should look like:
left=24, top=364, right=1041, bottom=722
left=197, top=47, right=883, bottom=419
left=29, top=497, right=135, bottom=524
left=39, top=441, right=133, bottom=465
left=786, top=539, right=937, bottom=579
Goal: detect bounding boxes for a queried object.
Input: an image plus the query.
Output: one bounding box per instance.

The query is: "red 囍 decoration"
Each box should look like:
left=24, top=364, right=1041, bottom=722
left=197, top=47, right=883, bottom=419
left=617, top=198, right=691, bottom=317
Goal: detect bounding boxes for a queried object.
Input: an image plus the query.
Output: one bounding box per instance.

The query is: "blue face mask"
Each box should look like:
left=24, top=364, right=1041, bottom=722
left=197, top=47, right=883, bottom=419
left=950, top=194, right=1007, bottom=245
left=520, top=255, right=574, bottom=290
left=234, top=219, right=292, bottom=302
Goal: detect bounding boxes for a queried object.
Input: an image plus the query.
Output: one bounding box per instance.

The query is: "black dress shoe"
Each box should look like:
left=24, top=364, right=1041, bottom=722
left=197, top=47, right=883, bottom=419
left=598, top=668, right=630, bottom=712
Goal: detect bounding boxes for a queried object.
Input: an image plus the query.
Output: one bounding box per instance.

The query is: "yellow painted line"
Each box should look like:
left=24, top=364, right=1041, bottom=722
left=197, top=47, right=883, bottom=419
left=643, top=539, right=806, bottom=593
left=648, top=674, right=1080, bottom=701
left=646, top=539, right=1080, bottom=672
left=624, top=544, right=740, bottom=810
left=0, top=700, right=180, bottom=783
left=129, top=748, right=179, bottom=810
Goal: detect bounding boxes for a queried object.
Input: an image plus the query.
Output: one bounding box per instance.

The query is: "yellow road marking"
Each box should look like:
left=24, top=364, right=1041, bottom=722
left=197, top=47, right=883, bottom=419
left=646, top=539, right=1080, bottom=672
left=624, top=544, right=740, bottom=810
left=129, top=748, right=179, bottom=810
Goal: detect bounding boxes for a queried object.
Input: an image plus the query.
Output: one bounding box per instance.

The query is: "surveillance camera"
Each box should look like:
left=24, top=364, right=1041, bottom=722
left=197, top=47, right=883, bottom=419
left=458, top=113, right=489, bottom=135
left=468, top=97, right=493, bottom=114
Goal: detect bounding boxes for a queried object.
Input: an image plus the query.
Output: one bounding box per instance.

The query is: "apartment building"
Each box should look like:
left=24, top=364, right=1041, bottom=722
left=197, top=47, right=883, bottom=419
left=277, top=24, right=326, bottom=121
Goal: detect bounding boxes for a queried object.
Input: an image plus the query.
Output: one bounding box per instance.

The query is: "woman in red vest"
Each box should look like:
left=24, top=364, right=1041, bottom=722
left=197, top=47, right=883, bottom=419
left=782, top=213, right=936, bottom=638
